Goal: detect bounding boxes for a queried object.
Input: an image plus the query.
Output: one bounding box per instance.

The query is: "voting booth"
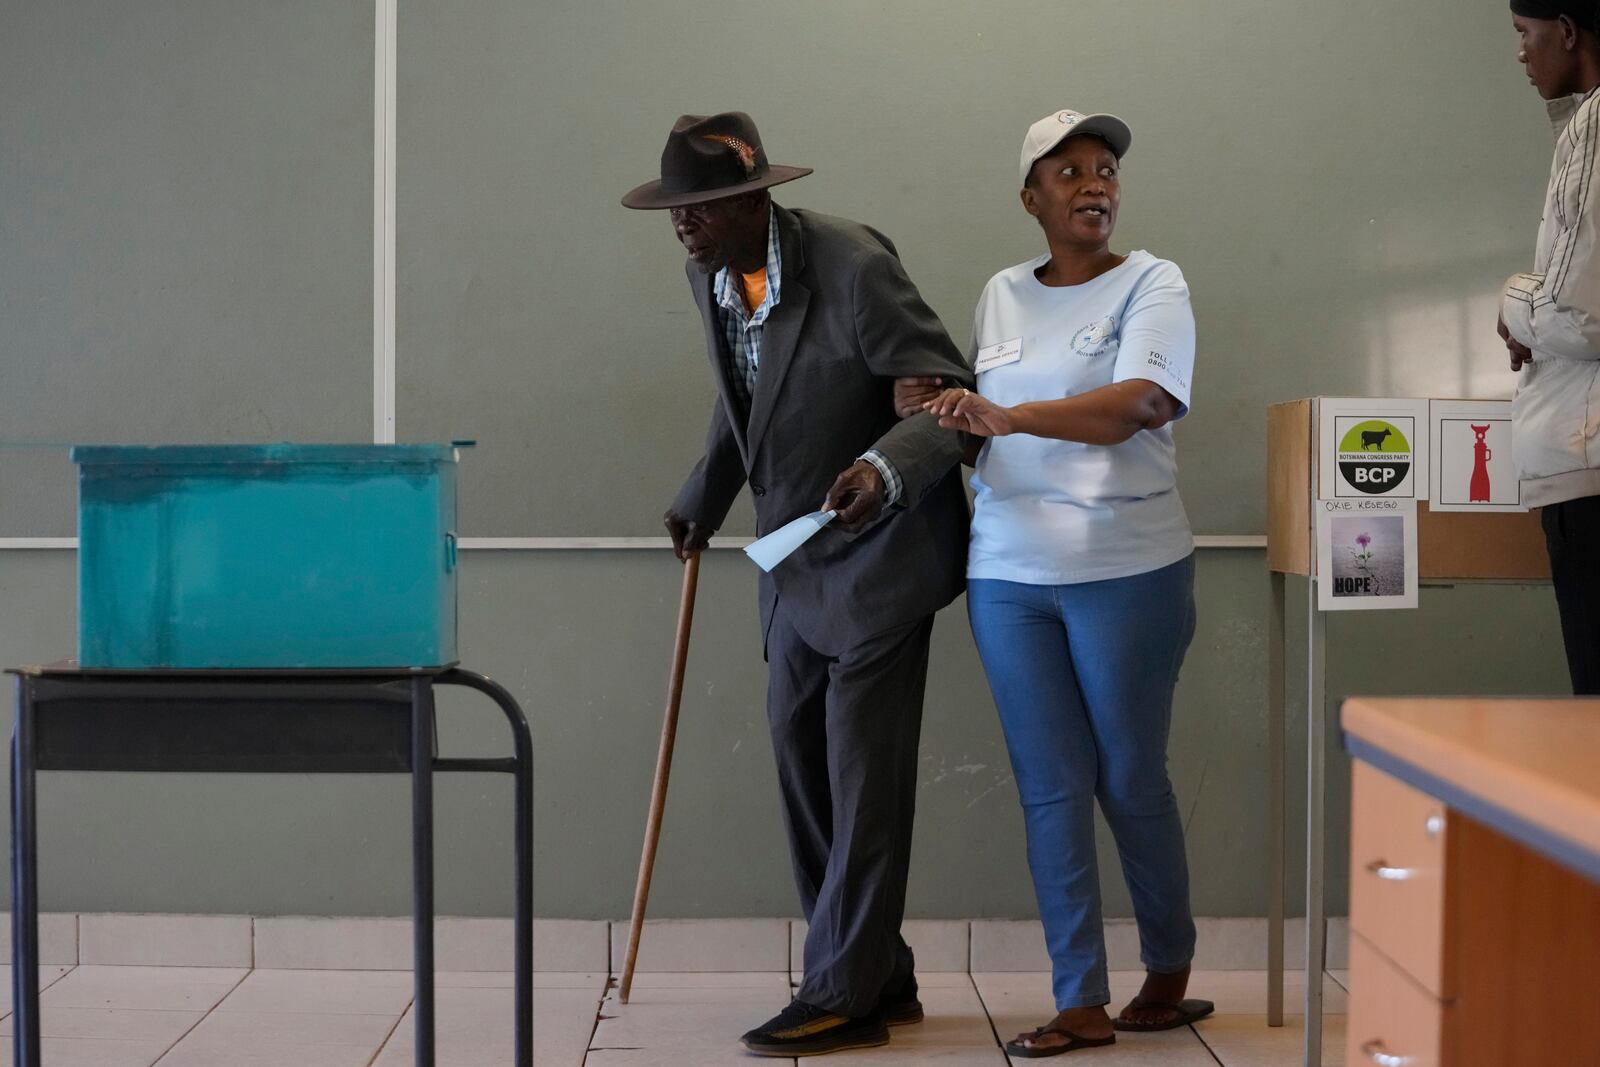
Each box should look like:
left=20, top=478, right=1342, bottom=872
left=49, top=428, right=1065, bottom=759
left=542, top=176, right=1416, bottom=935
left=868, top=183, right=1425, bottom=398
left=1267, top=397, right=1548, bottom=585
left=1261, top=397, right=1550, bottom=1066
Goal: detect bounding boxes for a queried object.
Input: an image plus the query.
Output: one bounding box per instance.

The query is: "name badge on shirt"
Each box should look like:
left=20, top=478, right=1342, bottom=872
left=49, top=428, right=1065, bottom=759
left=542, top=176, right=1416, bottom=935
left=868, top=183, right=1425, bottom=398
left=974, top=337, right=1023, bottom=373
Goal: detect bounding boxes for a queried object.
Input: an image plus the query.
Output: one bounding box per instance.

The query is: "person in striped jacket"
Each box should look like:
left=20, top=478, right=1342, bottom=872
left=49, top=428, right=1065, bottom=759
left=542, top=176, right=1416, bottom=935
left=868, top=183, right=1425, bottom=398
left=1500, top=1, right=1600, bottom=693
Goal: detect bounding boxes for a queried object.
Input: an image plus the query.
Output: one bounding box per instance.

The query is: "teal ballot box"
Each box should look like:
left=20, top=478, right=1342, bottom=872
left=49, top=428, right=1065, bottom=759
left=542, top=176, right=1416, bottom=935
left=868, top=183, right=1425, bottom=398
left=74, top=444, right=464, bottom=669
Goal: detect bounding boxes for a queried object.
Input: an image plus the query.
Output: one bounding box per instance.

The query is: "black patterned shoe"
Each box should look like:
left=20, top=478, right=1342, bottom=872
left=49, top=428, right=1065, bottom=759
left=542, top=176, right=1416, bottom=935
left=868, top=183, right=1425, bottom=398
left=739, top=998, right=890, bottom=1057
left=877, top=973, right=923, bottom=1026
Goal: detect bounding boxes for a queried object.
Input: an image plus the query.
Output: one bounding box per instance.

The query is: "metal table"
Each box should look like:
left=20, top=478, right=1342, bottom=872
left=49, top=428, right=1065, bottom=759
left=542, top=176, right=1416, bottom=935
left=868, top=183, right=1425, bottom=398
left=6, top=663, right=532, bottom=1067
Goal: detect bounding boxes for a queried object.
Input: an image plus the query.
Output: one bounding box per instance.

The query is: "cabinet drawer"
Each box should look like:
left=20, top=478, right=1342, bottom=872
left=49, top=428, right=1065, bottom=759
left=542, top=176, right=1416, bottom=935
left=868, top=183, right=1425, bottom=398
left=1347, top=931, right=1445, bottom=1067
left=1349, top=761, right=1451, bottom=996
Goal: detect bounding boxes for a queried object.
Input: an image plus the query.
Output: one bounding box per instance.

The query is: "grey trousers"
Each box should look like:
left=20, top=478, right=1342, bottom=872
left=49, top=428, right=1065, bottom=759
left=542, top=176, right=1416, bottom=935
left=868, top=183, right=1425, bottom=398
left=766, top=604, right=934, bottom=1018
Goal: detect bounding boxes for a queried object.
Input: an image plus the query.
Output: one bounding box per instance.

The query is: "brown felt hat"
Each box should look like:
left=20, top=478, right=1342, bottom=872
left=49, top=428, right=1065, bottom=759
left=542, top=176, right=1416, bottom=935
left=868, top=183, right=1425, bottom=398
left=621, top=111, right=812, bottom=210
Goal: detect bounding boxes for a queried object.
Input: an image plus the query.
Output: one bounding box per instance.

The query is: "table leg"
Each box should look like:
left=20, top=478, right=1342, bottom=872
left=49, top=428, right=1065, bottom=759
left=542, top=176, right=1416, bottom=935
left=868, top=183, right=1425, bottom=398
left=1267, top=570, right=1287, bottom=1027
left=411, top=678, right=436, bottom=1067
left=439, top=669, right=533, bottom=1067
left=509, top=711, right=532, bottom=1067
left=11, top=678, right=40, bottom=1067
left=1303, top=581, right=1327, bottom=1067
left=8, top=709, right=17, bottom=1067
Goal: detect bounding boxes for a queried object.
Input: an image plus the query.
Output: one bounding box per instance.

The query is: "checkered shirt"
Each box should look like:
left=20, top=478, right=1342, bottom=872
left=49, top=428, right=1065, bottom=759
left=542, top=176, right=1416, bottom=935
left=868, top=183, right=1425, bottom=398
left=712, top=209, right=902, bottom=505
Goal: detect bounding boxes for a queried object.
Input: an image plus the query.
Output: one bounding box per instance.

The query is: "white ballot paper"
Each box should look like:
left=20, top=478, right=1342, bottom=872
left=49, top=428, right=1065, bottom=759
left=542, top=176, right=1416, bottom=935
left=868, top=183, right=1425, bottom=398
left=744, top=510, right=837, bottom=572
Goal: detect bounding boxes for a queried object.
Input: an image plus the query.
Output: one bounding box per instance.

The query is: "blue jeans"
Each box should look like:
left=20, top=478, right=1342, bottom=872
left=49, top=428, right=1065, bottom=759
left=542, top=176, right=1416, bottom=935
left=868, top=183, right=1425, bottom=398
left=968, top=555, right=1198, bottom=1010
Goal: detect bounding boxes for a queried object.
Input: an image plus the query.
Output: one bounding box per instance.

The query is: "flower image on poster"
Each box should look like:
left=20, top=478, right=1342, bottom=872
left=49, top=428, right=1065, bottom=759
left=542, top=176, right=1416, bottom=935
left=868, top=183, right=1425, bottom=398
left=1316, top=498, right=1419, bottom=610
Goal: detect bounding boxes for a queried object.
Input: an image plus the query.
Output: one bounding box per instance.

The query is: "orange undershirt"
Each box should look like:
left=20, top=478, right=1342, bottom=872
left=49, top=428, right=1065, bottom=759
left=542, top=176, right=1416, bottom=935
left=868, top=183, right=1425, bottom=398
left=739, top=268, right=768, bottom=316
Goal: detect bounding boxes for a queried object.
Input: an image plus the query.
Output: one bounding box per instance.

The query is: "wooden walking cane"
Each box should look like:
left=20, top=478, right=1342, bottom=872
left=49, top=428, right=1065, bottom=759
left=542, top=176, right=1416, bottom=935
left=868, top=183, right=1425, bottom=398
left=619, top=550, right=701, bottom=1003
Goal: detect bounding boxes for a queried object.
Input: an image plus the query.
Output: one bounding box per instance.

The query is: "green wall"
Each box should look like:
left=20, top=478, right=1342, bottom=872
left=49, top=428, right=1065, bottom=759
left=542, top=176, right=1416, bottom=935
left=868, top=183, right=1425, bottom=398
left=0, top=0, right=1577, bottom=919
left=0, top=550, right=1568, bottom=917
left=391, top=0, right=1551, bottom=538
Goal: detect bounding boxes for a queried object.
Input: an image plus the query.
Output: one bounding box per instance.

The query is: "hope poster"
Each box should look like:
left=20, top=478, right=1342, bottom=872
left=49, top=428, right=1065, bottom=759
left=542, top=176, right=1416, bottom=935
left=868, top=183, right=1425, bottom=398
left=1316, top=497, right=1419, bottom=611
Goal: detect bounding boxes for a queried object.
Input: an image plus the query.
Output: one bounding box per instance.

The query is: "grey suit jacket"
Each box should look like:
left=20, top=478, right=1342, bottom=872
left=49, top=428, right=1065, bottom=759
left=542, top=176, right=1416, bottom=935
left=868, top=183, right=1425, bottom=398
left=672, top=204, right=973, bottom=655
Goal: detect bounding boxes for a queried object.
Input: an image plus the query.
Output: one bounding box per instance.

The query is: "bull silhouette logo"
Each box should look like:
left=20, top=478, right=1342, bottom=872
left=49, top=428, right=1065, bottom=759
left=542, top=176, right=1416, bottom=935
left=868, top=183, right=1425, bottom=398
left=1336, top=419, right=1411, bottom=496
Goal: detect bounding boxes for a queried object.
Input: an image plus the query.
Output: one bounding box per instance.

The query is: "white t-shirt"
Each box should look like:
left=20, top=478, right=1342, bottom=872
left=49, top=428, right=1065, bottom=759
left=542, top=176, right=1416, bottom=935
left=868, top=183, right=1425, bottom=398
left=966, top=249, right=1196, bottom=585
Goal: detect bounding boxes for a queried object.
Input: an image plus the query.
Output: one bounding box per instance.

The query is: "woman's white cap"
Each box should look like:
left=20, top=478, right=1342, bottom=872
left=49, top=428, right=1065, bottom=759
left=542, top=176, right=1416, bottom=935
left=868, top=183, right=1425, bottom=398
left=1019, top=110, right=1132, bottom=184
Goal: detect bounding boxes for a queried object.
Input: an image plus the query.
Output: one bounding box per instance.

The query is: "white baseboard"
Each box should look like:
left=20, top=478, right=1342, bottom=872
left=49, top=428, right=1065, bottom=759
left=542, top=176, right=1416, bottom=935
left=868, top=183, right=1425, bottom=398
left=0, top=913, right=79, bottom=965
left=966, top=917, right=1348, bottom=972
left=540, top=917, right=1349, bottom=974
left=0, top=914, right=515, bottom=970
left=0, top=914, right=1343, bottom=974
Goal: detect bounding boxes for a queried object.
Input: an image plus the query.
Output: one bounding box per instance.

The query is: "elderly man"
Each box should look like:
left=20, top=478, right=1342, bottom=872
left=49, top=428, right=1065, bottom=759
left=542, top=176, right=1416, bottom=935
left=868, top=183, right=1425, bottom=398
left=1501, top=2, right=1600, bottom=693
left=623, top=112, right=971, bottom=1056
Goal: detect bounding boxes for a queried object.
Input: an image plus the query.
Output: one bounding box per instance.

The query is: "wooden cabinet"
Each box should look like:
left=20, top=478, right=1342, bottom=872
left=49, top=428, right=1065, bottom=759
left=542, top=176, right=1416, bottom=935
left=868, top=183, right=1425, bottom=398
left=1343, top=699, right=1600, bottom=1066
left=1347, top=932, right=1446, bottom=1067
left=1347, top=763, right=1454, bottom=1066
left=1348, top=762, right=1451, bottom=998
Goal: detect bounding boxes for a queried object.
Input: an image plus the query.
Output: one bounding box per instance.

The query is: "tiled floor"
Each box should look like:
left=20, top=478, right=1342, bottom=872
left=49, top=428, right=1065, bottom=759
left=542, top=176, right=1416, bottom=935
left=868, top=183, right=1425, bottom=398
left=541, top=969, right=1351, bottom=1066
left=0, top=963, right=516, bottom=1065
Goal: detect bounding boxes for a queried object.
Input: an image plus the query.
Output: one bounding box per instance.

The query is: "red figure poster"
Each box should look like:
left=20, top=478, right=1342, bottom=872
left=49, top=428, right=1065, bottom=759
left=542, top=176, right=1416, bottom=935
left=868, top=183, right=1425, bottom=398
left=1428, top=400, right=1523, bottom=512
left=1469, top=424, right=1492, bottom=503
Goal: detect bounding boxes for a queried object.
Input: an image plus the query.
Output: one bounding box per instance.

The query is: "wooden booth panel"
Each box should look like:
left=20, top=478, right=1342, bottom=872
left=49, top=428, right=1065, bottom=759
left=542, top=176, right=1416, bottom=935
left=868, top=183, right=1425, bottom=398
left=1416, top=502, right=1549, bottom=580
left=1266, top=399, right=1313, bottom=575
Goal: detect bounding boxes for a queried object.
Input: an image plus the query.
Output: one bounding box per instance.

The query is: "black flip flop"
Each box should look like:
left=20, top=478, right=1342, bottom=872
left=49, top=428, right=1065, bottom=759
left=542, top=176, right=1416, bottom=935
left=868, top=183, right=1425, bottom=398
left=1113, top=996, right=1215, bottom=1032
left=1004, top=1024, right=1116, bottom=1058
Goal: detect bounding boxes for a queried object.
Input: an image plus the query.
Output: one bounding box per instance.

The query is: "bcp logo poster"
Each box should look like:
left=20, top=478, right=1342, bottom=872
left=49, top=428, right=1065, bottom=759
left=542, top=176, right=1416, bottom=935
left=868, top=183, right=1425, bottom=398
left=1317, top=398, right=1430, bottom=501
